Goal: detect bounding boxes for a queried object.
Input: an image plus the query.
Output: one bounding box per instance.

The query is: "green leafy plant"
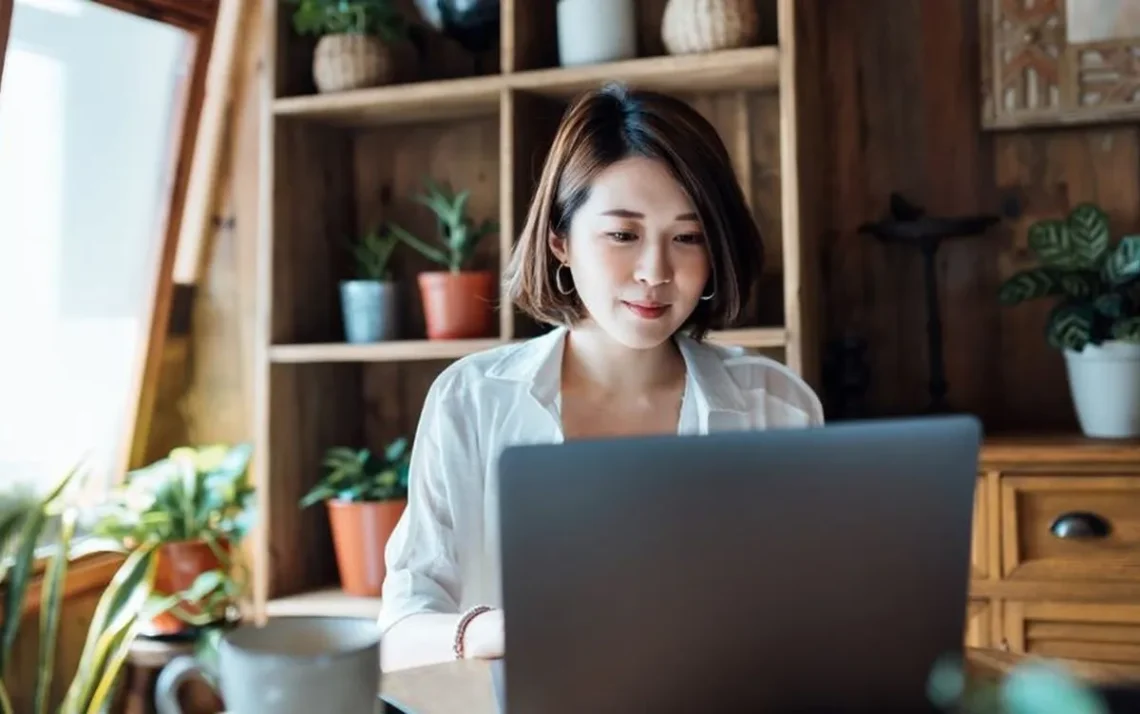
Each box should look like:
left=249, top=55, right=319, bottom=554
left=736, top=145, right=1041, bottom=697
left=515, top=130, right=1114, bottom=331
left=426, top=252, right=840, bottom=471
left=89, top=444, right=256, bottom=627
left=999, top=203, right=1140, bottom=352
left=92, top=444, right=255, bottom=547
left=300, top=438, right=411, bottom=508
left=283, top=0, right=408, bottom=41
left=348, top=226, right=400, bottom=281
left=0, top=462, right=180, bottom=714
left=389, top=178, right=499, bottom=273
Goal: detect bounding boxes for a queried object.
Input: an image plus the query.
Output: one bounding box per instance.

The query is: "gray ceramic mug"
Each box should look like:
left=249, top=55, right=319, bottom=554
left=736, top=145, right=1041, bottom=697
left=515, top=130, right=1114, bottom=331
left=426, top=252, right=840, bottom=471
left=155, top=616, right=382, bottom=714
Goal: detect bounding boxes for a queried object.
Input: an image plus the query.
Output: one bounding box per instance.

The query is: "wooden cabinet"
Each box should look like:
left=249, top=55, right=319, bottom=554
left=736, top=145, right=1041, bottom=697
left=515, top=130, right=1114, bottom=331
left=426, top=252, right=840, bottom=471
left=968, top=437, right=1140, bottom=664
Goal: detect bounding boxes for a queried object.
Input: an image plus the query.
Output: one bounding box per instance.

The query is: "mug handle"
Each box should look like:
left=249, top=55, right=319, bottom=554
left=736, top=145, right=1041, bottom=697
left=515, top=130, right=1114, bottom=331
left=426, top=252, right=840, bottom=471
left=154, top=655, right=218, bottom=714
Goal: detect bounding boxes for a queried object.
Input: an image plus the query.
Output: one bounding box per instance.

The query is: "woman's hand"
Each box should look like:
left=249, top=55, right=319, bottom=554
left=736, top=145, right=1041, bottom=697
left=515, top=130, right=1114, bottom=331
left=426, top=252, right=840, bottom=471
left=462, top=608, right=505, bottom=660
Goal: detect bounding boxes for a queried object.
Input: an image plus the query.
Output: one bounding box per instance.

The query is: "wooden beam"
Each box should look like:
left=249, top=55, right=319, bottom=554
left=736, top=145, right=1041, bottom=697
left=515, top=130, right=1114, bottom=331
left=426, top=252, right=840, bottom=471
left=0, top=0, right=13, bottom=91
left=123, top=14, right=219, bottom=474
left=174, top=0, right=252, bottom=285
left=95, top=0, right=217, bottom=30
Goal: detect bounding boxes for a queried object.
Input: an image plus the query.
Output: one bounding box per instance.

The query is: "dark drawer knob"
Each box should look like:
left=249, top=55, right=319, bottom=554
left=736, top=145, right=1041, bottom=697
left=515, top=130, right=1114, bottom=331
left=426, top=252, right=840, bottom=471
left=1050, top=512, right=1110, bottom=540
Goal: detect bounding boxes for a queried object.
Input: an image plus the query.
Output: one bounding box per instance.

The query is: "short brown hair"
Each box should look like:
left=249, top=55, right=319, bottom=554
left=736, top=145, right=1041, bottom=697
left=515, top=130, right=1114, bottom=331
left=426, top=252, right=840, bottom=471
left=503, top=82, right=763, bottom=340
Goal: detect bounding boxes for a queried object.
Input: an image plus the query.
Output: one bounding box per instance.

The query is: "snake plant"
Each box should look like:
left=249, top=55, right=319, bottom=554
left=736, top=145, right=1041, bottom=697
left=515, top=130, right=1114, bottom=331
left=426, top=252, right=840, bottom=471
left=0, top=462, right=178, bottom=714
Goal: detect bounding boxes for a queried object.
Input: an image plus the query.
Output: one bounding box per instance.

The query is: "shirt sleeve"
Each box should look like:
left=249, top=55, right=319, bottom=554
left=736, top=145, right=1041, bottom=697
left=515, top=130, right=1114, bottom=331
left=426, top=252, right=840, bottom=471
left=376, top=370, right=473, bottom=635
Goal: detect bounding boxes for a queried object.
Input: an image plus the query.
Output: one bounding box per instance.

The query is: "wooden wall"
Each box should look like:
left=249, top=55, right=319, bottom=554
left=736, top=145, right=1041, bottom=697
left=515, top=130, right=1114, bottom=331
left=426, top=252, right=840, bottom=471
left=145, top=0, right=1140, bottom=457
left=814, top=0, right=1140, bottom=434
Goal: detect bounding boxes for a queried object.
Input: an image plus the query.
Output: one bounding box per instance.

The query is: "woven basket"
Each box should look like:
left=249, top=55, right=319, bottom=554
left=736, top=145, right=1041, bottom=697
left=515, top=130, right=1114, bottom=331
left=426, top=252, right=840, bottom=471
left=313, top=34, right=394, bottom=93
left=661, top=0, right=760, bottom=55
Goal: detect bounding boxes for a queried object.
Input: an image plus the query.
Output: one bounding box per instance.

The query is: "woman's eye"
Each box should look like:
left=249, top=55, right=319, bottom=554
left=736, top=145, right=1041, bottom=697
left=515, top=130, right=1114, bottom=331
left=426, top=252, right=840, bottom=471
left=675, top=233, right=704, bottom=244
left=606, top=231, right=638, bottom=242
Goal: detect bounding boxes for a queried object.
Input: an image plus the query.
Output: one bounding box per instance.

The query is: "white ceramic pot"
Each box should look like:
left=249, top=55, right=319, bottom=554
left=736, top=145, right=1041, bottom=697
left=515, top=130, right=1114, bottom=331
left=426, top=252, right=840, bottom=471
left=556, top=0, right=637, bottom=67
left=1063, top=340, right=1140, bottom=438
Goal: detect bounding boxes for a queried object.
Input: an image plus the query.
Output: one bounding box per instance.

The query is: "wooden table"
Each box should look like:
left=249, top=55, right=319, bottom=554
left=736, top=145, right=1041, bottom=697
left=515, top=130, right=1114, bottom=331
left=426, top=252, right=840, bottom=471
left=379, top=648, right=1140, bottom=714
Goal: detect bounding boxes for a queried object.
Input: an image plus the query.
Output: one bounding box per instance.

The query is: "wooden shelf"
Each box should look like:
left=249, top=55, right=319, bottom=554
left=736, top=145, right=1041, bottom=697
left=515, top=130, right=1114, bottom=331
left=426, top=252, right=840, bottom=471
left=268, top=328, right=786, bottom=364
left=269, top=338, right=505, bottom=364
left=266, top=587, right=382, bottom=620
left=509, top=46, right=781, bottom=100
left=253, top=0, right=824, bottom=620
left=271, top=46, right=780, bottom=127
left=273, top=73, right=502, bottom=127
left=708, top=328, right=787, bottom=350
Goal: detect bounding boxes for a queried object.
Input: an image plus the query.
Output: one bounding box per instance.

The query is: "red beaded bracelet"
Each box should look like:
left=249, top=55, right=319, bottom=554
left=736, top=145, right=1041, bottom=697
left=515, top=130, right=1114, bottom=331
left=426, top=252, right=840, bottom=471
left=453, top=605, right=493, bottom=660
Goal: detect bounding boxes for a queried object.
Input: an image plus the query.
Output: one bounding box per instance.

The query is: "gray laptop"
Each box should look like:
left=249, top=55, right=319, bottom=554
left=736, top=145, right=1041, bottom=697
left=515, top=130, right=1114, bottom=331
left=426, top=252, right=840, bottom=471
left=495, top=415, right=982, bottom=713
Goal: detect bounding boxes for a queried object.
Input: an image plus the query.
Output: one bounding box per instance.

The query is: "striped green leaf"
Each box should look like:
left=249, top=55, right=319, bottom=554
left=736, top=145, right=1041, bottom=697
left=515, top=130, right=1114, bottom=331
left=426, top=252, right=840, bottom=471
left=1059, top=271, right=1101, bottom=298
left=1028, top=220, right=1077, bottom=268
left=34, top=508, right=77, bottom=714
left=1103, top=235, right=1140, bottom=285
left=0, top=680, right=12, bottom=714
left=1046, top=303, right=1095, bottom=351
left=1112, top=316, right=1140, bottom=342
left=1066, top=203, right=1111, bottom=267
left=1094, top=292, right=1128, bottom=319
left=998, top=268, right=1063, bottom=304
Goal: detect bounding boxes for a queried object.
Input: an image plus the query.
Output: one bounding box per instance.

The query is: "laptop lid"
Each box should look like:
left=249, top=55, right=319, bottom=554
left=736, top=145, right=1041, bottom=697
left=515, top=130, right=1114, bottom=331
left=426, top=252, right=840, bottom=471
left=497, top=415, right=982, bottom=713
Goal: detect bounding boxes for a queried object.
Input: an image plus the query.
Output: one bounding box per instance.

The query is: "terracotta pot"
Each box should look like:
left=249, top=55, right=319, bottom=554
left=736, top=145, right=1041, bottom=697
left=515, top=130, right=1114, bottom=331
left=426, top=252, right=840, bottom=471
left=327, top=499, right=407, bottom=597
left=313, top=34, right=394, bottom=93
left=417, top=271, right=497, bottom=340
left=151, top=539, right=228, bottom=635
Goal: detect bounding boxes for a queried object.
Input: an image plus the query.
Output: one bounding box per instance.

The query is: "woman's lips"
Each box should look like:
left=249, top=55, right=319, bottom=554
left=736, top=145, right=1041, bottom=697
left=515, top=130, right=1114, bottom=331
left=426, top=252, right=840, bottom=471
left=622, top=301, right=669, bottom=319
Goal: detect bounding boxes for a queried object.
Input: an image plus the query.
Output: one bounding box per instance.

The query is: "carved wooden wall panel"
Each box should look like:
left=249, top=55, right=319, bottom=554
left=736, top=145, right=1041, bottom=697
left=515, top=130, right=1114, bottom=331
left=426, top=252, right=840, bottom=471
left=982, top=0, right=1140, bottom=129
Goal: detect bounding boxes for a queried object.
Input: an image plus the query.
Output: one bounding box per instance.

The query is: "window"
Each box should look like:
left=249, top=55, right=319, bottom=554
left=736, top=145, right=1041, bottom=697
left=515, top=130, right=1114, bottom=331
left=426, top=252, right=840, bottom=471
left=0, top=0, right=205, bottom=500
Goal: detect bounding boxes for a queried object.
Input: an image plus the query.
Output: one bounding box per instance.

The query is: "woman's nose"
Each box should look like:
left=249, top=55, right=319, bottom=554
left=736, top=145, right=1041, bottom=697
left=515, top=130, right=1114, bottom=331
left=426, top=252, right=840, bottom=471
left=633, top=244, right=672, bottom=286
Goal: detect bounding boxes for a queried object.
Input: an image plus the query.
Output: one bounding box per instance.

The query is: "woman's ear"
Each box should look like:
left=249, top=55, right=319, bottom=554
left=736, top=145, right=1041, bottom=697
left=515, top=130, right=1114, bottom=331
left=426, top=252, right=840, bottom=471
left=548, top=230, right=569, bottom=264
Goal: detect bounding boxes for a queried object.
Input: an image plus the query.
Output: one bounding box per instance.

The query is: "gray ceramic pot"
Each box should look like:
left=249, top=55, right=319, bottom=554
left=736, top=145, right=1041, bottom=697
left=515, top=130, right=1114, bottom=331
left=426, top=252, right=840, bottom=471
left=341, top=280, right=399, bottom=343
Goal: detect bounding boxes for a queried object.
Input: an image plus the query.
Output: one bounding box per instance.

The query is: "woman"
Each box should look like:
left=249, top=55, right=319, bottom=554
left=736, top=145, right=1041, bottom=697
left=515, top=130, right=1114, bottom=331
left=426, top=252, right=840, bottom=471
left=377, top=83, right=823, bottom=672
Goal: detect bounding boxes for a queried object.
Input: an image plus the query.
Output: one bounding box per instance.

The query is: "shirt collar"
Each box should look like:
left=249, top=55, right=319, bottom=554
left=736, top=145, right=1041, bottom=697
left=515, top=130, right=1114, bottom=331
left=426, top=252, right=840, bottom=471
left=485, top=325, right=748, bottom=415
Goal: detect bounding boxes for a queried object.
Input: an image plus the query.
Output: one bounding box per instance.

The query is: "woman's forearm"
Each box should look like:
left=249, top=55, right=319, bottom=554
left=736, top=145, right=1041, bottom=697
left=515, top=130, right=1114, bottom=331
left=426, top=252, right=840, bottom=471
left=380, top=613, right=462, bottom=672
left=380, top=609, right=504, bottom=672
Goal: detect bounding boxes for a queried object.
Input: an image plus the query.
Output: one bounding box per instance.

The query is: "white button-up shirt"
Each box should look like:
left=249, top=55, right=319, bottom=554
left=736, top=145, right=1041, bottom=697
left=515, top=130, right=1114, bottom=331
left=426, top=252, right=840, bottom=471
left=376, top=325, right=824, bottom=634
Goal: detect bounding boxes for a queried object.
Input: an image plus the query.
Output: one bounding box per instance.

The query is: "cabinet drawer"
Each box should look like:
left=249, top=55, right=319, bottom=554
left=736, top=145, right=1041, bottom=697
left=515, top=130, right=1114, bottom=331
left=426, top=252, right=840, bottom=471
left=1004, top=602, right=1140, bottom=666
left=1001, top=475, right=1140, bottom=582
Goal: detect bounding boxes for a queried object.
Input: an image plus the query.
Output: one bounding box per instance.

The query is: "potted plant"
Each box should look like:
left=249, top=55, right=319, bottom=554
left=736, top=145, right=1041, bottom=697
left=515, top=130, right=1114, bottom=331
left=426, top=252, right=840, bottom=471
left=999, top=202, right=1140, bottom=438
left=341, top=225, right=402, bottom=343
left=90, top=443, right=255, bottom=636
left=300, top=438, right=410, bottom=597
left=283, top=0, right=408, bottom=93
left=389, top=178, right=499, bottom=339
left=0, top=461, right=192, bottom=714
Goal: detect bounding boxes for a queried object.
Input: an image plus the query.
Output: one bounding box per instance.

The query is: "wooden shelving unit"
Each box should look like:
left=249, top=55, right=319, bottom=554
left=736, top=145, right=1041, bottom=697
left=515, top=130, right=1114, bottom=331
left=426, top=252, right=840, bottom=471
left=252, top=0, right=823, bottom=619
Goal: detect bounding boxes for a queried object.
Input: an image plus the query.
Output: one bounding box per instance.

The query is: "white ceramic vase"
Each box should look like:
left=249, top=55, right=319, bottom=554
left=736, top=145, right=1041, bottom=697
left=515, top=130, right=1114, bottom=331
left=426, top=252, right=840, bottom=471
left=1063, top=340, right=1140, bottom=438
left=556, top=0, right=637, bottom=67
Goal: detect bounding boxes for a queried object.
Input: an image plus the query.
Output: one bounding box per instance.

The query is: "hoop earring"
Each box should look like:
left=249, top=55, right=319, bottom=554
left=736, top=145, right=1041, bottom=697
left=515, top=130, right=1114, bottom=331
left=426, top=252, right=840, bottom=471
left=555, top=263, right=574, bottom=295
left=700, top=282, right=716, bottom=301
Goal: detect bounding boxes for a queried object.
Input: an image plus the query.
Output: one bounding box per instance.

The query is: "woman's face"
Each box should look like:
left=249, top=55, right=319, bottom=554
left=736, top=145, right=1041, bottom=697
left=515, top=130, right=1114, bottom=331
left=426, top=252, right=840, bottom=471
left=551, top=156, right=711, bottom=350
